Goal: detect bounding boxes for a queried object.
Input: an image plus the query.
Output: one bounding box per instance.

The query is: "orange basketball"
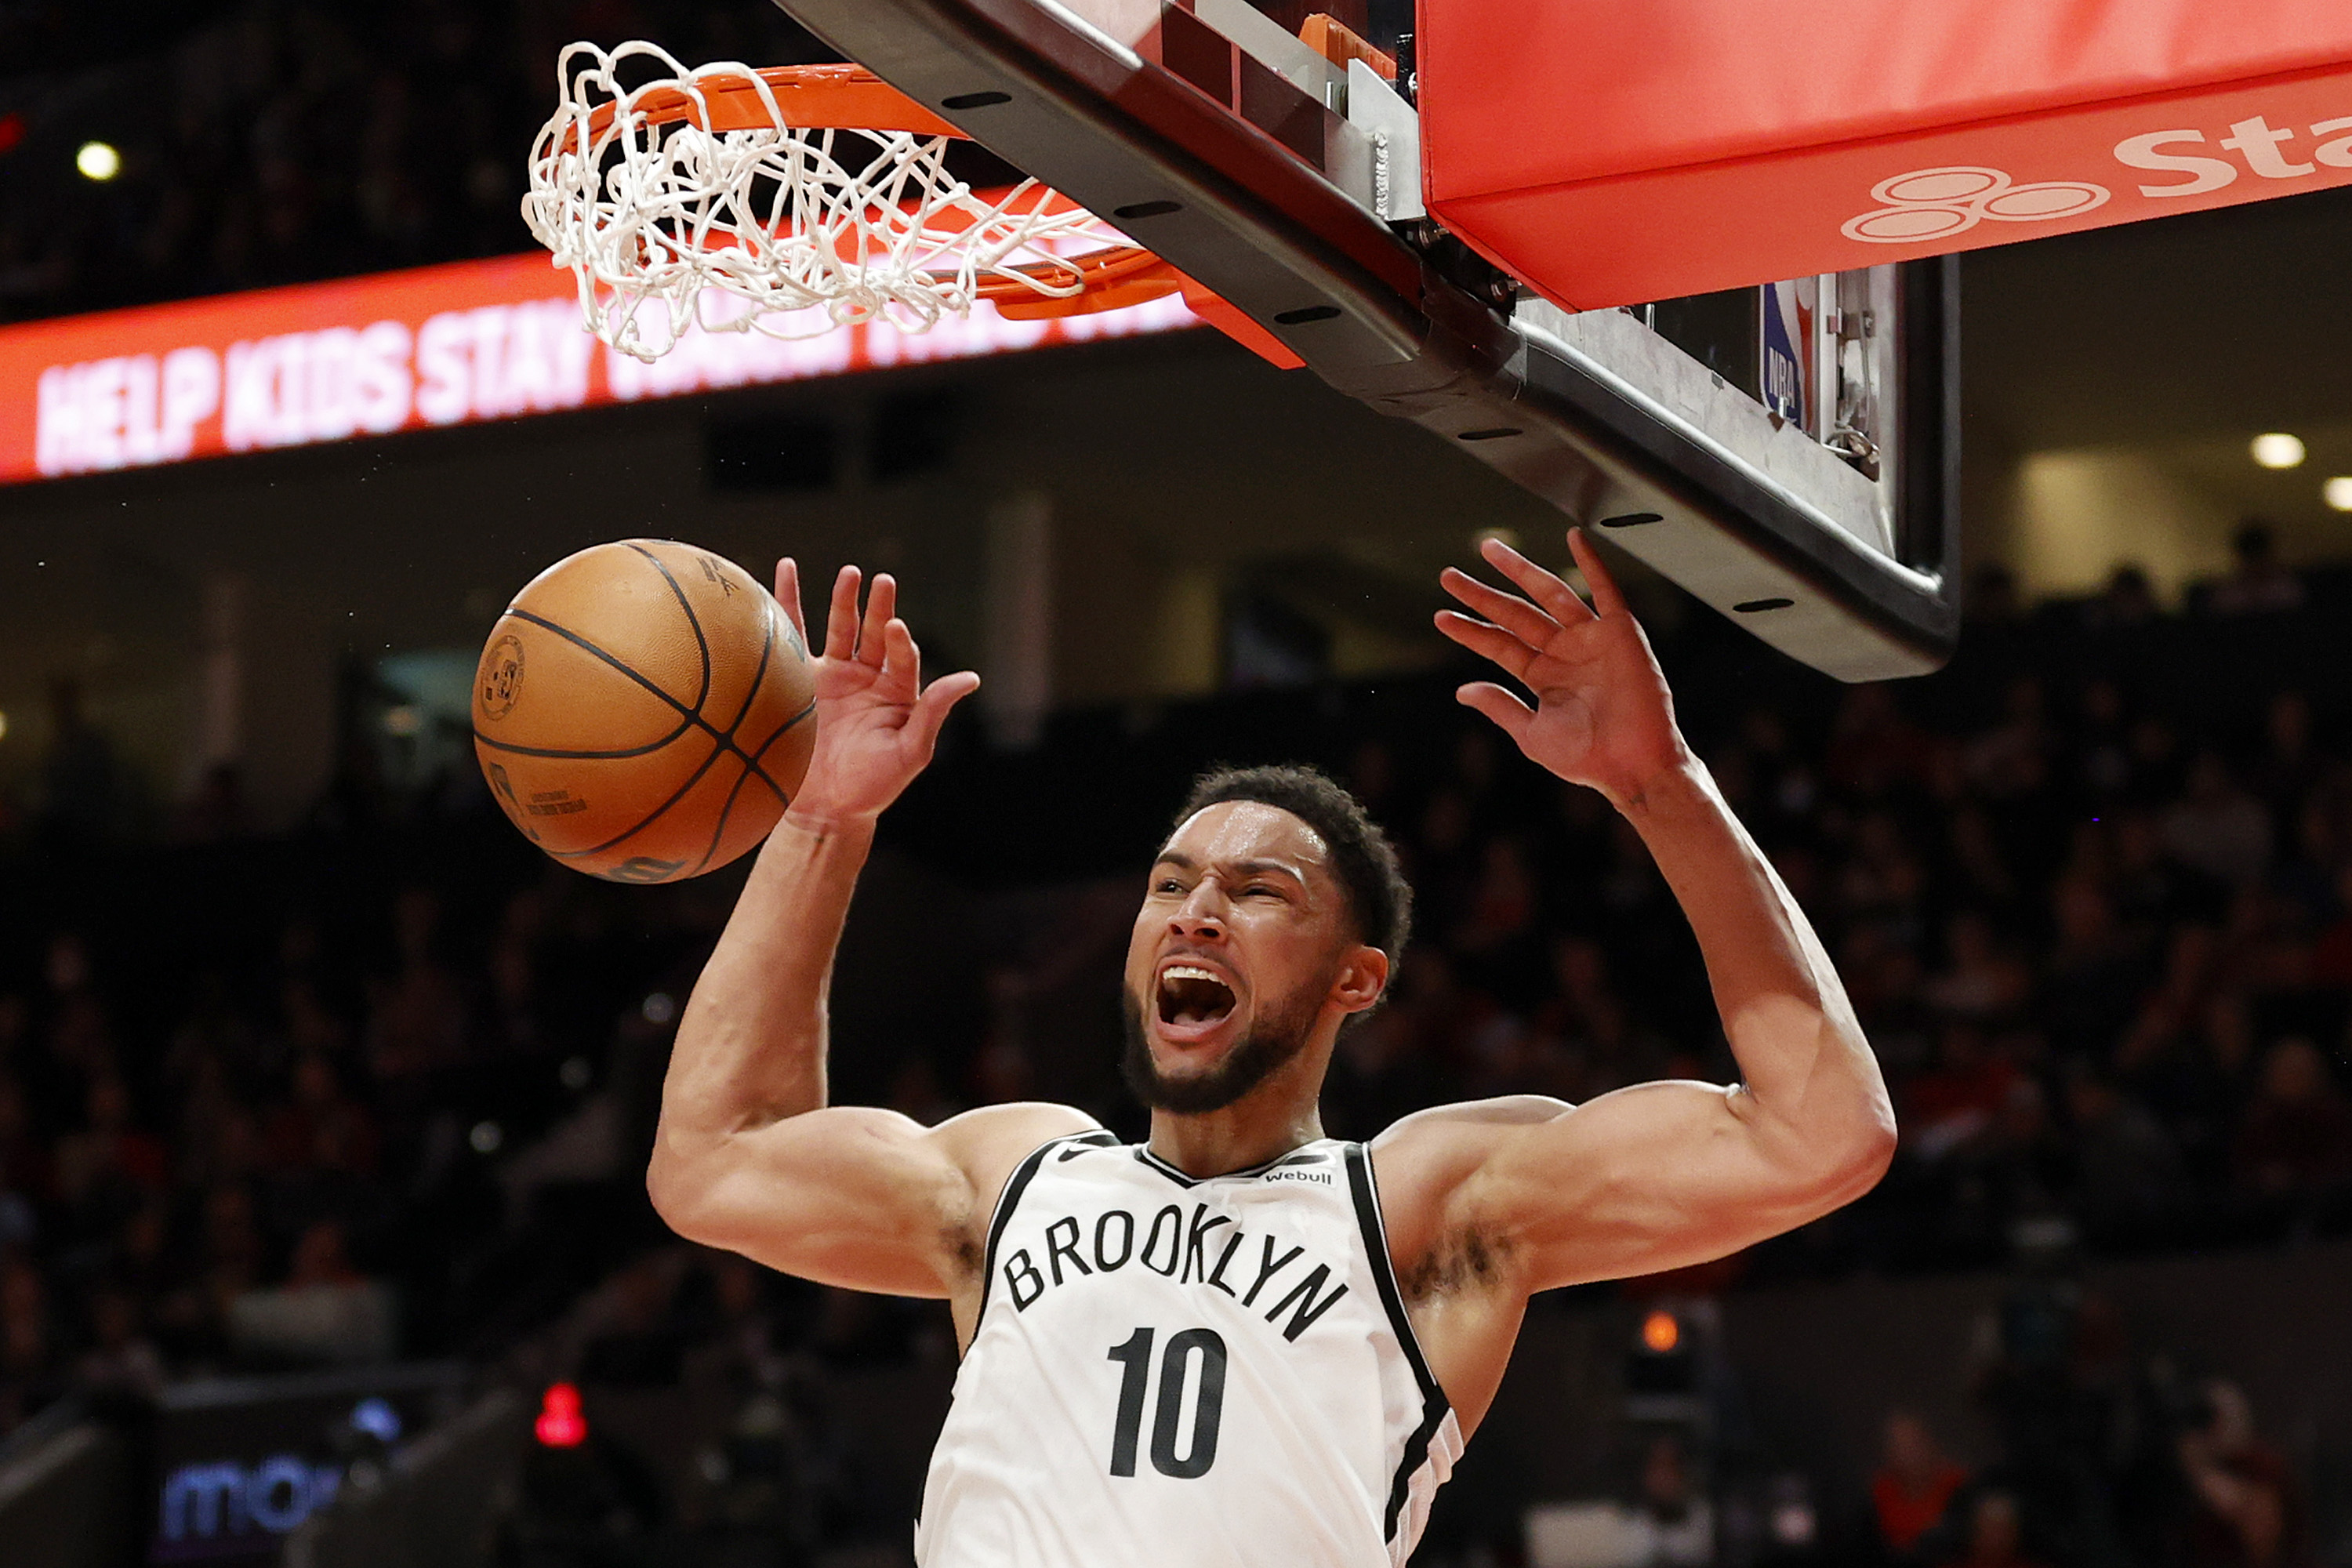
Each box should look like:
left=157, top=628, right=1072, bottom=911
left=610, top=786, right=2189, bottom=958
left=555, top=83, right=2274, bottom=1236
left=472, top=540, right=818, bottom=883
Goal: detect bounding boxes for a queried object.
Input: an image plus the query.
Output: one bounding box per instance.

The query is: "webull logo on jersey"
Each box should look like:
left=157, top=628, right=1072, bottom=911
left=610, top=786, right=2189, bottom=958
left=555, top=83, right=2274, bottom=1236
left=1000, top=1200, right=1351, bottom=1343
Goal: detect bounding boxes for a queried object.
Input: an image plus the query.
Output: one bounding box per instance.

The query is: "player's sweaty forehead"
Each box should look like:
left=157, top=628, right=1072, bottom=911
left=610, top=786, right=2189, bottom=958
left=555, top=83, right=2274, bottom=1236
left=1152, top=800, right=1333, bottom=895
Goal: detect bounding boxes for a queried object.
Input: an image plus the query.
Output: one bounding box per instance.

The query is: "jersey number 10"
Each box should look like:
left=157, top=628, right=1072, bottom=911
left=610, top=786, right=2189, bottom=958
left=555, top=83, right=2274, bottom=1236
left=1105, top=1327, right=1228, bottom=1479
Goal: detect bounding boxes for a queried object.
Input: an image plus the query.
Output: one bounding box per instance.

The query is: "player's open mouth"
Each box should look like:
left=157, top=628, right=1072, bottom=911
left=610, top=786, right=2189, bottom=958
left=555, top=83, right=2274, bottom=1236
left=1156, top=962, right=1238, bottom=1037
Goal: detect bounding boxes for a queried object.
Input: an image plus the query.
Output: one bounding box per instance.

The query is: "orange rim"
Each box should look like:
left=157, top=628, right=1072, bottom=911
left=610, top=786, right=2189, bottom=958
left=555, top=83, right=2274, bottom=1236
left=992, top=260, right=1185, bottom=318
left=982, top=251, right=1184, bottom=318
left=579, top=64, right=966, bottom=142
left=562, top=64, right=1172, bottom=319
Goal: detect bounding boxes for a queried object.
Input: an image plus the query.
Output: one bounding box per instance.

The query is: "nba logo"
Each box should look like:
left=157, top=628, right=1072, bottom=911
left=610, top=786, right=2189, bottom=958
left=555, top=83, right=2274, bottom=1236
left=1760, top=278, right=1813, bottom=427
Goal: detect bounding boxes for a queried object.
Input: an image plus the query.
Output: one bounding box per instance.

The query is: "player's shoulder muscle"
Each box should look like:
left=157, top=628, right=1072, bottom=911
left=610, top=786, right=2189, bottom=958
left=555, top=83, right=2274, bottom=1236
left=1372, top=1094, right=1574, bottom=1151
left=928, top=1101, right=1105, bottom=1211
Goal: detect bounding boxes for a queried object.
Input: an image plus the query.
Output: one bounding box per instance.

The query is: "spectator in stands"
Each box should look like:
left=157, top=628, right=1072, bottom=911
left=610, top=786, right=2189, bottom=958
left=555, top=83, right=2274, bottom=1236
left=1454, top=835, right=1546, bottom=997
left=1968, top=1078, right=2074, bottom=1243
left=366, top=887, right=472, bottom=1081
left=1828, top=685, right=1936, bottom=800
left=2301, top=864, right=2352, bottom=989
left=1964, top=678, right=2056, bottom=803
left=1966, top=565, right=2020, bottom=628
left=2063, top=1064, right=2186, bottom=1246
left=2251, top=692, right=2322, bottom=825
left=53, top=1073, right=169, bottom=1240
left=2070, top=679, right=2136, bottom=805
left=2161, top=755, right=2274, bottom=890
left=2233, top=1038, right=2352, bottom=1202
left=0, top=1256, right=59, bottom=1434
left=37, top=933, right=115, bottom=1116
left=2141, top=704, right=2201, bottom=793
left=0, top=1066, right=47, bottom=1230
left=34, top=680, right=134, bottom=845
left=2179, top=1382, right=2308, bottom=1568
left=227, top=1217, right=394, bottom=1367
left=74, top=1283, right=165, bottom=1402
left=1924, top=912, right=2034, bottom=1025
left=2207, top=523, right=2305, bottom=617
left=265, top=1051, right=381, bottom=1181
left=1944, top=807, right=2022, bottom=920
left=1868, top=1411, right=1969, bottom=1566
left=1905, top=1022, right=2016, bottom=1163
left=1958, top=1492, right=2046, bottom=1568
left=578, top=1254, right=692, bottom=1386
left=1632, top=1432, right=1713, bottom=1568
left=1538, top=934, right=1668, bottom=1098
left=156, top=1181, right=267, bottom=1364
left=2044, top=878, right=2151, bottom=1060
left=2085, top=565, right=2159, bottom=632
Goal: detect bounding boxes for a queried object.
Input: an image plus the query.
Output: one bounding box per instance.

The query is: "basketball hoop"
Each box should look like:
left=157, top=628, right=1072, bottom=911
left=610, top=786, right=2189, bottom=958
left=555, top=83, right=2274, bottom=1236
left=523, top=42, right=1178, bottom=361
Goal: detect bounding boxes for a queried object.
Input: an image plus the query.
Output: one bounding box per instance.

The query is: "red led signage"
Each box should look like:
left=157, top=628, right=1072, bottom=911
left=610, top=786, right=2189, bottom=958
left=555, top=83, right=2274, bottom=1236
left=0, top=252, right=1200, bottom=487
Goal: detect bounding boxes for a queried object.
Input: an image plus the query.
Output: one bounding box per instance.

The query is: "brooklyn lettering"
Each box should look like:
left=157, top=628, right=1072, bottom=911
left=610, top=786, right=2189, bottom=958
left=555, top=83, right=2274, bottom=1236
left=1000, top=1201, right=1349, bottom=1342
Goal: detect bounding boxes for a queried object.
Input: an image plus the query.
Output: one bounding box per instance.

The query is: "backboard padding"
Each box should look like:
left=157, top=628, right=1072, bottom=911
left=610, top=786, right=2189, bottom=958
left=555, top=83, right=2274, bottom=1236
left=766, top=0, right=1961, bottom=679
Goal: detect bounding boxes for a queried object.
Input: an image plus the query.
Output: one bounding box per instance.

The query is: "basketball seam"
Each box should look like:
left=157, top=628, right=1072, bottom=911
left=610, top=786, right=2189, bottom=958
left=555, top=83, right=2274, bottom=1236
left=495, top=607, right=779, bottom=779
left=684, top=593, right=789, bottom=876
left=626, top=542, right=713, bottom=716
left=688, top=694, right=816, bottom=876
left=744, top=696, right=816, bottom=800
left=723, top=583, right=778, bottom=736
left=716, top=593, right=803, bottom=801
left=573, top=695, right=811, bottom=875
left=550, top=730, right=733, bottom=864
left=706, top=591, right=784, bottom=802
left=474, top=726, right=694, bottom=761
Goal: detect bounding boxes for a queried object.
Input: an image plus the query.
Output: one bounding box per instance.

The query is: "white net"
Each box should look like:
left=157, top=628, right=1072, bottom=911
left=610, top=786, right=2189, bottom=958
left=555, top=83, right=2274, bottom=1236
left=523, top=42, right=1131, bottom=360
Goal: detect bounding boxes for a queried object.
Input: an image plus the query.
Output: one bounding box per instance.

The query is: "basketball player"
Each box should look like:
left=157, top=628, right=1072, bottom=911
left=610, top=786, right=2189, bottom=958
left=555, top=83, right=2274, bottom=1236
left=649, top=528, right=1896, bottom=1566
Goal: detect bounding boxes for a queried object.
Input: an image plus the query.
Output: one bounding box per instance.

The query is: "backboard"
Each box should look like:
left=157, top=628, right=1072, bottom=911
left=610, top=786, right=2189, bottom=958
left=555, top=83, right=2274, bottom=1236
left=764, top=0, right=1960, bottom=681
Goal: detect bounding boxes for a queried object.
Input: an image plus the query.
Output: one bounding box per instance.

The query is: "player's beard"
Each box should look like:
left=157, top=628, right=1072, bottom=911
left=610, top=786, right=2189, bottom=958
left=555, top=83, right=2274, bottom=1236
left=1120, top=970, right=1330, bottom=1115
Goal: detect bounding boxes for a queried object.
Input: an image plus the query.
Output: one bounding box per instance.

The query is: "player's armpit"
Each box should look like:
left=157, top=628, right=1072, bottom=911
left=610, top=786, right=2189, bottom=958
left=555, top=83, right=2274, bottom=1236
left=649, top=1101, right=1099, bottom=1298
left=1441, top=1076, right=1886, bottom=1294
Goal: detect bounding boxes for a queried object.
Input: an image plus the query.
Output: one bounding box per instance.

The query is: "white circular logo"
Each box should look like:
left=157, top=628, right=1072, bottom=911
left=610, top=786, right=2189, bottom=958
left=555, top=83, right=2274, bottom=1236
left=1842, top=165, right=2110, bottom=244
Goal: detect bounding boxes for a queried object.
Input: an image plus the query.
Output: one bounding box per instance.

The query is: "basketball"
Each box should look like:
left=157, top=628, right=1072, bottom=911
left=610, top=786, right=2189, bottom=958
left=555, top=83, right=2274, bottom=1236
left=471, top=539, right=818, bottom=884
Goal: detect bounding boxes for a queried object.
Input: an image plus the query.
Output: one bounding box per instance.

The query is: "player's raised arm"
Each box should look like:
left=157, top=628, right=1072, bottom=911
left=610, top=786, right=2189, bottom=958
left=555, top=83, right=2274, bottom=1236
left=1420, top=530, right=1896, bottom=1289
left=647, top=564, right=1080, bottom=1298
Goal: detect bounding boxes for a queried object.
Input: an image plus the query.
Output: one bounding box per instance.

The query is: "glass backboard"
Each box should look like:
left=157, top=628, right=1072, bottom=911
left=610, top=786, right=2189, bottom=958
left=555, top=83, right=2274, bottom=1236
left=765, top=0, right=1959, bottom=680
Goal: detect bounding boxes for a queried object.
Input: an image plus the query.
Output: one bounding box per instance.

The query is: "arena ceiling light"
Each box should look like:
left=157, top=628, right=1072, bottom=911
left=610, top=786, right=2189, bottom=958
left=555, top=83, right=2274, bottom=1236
left=2251, top=431, right=2307, bottom=469
left=2325, top=475, right=2352, bottom=511
left=74, top=140, right=120, bottom=181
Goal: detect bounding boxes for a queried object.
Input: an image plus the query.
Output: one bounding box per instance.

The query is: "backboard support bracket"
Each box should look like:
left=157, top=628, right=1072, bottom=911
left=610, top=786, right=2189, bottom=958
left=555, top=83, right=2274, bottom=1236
left=767, top=0, right=1962, bottom=681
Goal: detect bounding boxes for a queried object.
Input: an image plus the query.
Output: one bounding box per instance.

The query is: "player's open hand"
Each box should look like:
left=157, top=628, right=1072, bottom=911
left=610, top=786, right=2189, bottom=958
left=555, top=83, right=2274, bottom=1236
left=1436, top=530, right=1689, bottom=807
left=774, top=560, right=980, bottom=825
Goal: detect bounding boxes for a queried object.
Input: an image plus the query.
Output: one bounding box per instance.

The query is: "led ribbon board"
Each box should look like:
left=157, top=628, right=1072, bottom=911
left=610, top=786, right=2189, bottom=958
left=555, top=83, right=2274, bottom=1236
left=2, top=252, right=1198, bottom=486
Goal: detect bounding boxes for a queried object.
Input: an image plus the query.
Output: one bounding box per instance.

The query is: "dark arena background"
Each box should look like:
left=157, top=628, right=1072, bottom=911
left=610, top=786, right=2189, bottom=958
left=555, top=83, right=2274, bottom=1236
left=5, top=3, right=2352, bottom=1567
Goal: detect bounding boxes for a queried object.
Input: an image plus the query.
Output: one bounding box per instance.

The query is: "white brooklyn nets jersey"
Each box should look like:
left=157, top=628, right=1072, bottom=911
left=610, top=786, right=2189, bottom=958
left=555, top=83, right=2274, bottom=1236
left=916, top=1131, right=1463, bottom=1567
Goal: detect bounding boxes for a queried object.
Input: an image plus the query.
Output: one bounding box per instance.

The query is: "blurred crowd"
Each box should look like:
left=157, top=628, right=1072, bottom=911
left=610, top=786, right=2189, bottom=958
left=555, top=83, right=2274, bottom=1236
left=1864, top=1360, right=2312, bottom=1568
left=1316, top=541, right=2352, bottom=1283
left=0, top=0, right=826, bottom=324
left=0, top=815, right=724, bottom=1443
left=0, top=539, right=2348, bottom=1568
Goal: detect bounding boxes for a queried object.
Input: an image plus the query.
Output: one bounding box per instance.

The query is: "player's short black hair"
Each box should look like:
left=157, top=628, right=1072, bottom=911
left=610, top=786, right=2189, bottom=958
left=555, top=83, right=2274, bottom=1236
left=1174, top=764, right=1413, bottom=960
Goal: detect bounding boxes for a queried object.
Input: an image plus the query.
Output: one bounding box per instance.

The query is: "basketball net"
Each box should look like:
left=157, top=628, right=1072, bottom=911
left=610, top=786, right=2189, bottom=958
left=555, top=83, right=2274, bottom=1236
left=524, top=42, right=1169, bottom=361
